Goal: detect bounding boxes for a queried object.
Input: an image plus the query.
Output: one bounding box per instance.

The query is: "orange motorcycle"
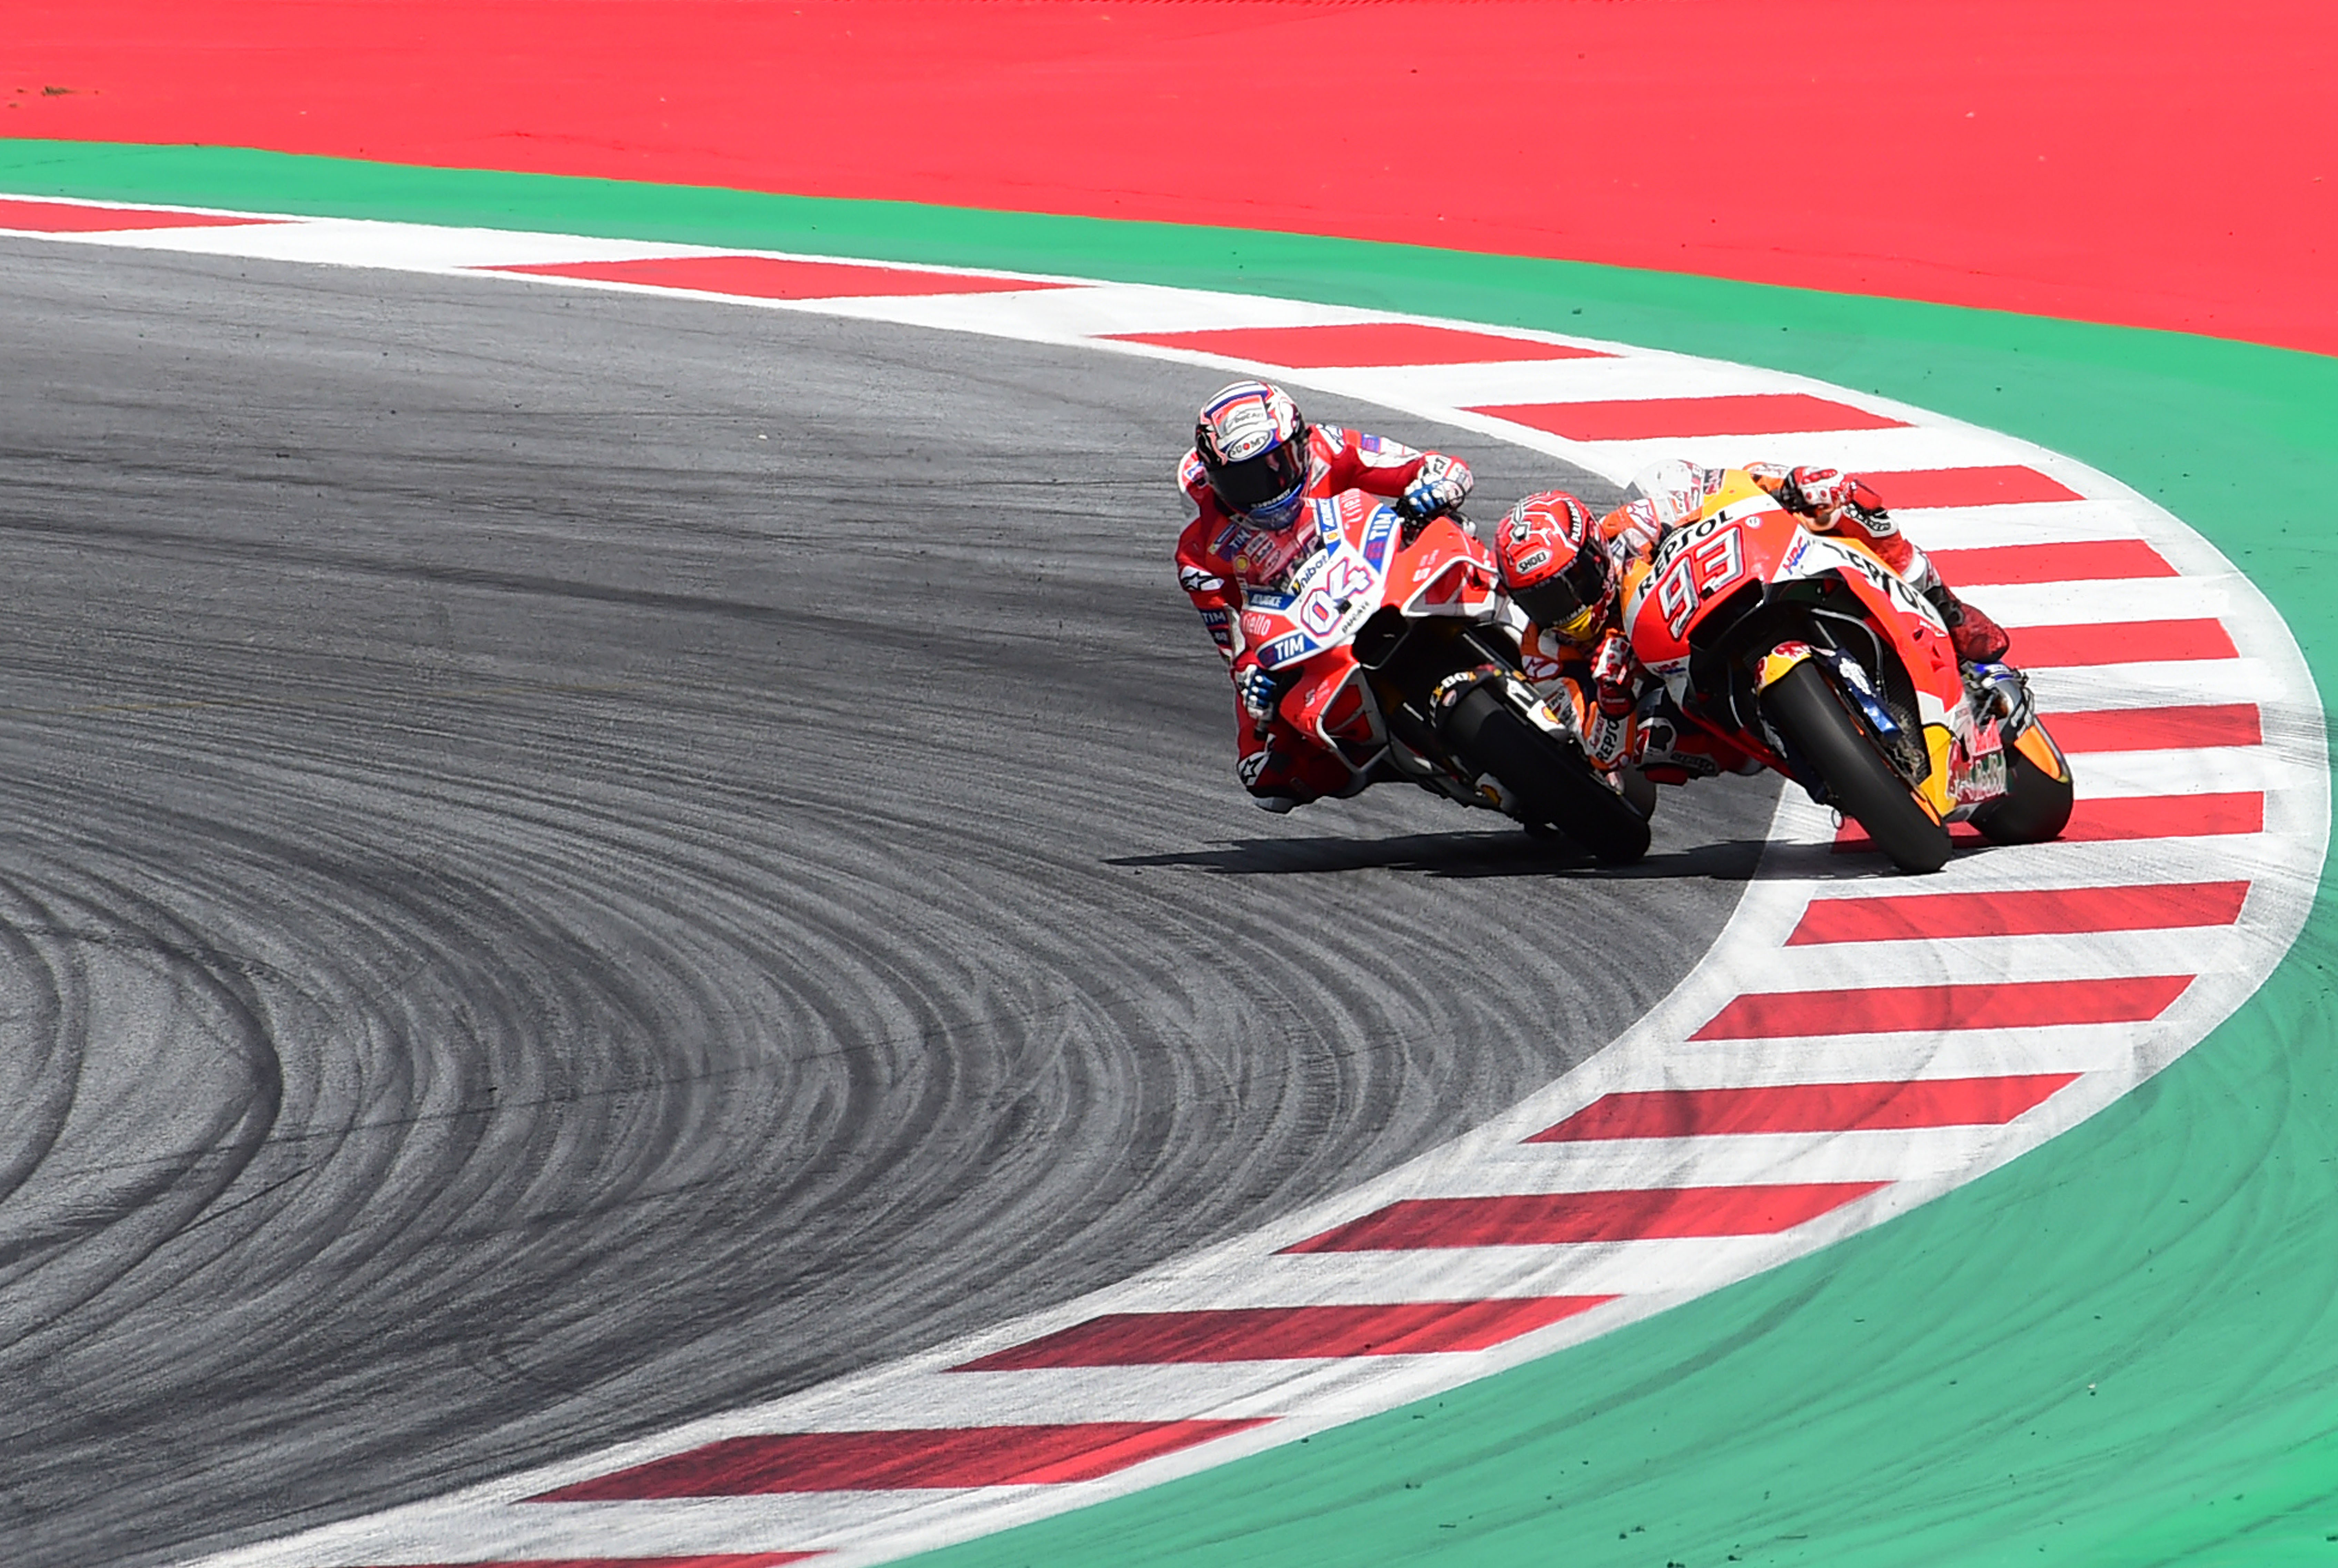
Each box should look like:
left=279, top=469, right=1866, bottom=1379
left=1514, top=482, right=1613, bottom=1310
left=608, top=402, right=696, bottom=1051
left=1620, top=468, right=2073, bottom=873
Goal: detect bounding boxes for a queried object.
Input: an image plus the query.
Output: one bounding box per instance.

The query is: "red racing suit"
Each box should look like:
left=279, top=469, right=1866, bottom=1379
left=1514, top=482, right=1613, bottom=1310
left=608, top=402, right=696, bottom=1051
left=1174, top=425, right=1471, bottom=804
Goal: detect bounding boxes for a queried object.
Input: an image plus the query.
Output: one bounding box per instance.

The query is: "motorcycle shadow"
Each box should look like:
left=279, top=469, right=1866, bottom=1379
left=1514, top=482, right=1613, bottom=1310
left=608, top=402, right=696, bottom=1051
left=1747, top=837, right=2021, bottom=881
left=1111, top=832, right=1769, bottom=882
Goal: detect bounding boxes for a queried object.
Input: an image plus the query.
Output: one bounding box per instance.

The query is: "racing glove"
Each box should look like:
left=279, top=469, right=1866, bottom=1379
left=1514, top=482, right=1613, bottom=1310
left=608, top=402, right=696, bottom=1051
left=1786, top=466, right=1889, bottom=527
left=1398, top=453, right=1474, bottom=521
left=1233, top=658, right=1280, bottom=731
left=1590, top=630, right=1638, bottom=718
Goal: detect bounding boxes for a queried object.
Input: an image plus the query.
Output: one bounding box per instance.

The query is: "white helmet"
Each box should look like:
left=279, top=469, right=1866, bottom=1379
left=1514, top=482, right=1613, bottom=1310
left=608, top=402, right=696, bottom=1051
left=1195, top=381, right=1312, bottom=530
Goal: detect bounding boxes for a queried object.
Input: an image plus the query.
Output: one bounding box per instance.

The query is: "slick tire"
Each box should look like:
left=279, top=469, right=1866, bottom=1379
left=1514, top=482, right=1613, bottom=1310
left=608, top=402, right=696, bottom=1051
left=1763, top=659, right=1951, bottom=874
left=1971, top=727, right=2076, bottom=844
left=1440, top=684, right=1653, bottom=866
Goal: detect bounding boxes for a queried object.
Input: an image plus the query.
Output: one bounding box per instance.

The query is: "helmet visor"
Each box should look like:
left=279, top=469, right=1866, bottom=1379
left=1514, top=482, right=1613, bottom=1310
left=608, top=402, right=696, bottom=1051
left=1207, top=437, right=1310, bottom=516
left=1512, top=547, right=1610, bottom=639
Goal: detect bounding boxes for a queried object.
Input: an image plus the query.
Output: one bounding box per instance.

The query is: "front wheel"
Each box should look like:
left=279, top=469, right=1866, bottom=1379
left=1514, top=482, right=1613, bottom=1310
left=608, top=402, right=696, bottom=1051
left=1439, top=684, right=1653, bottom=865
left=1762, top=659, right=1951, bottom=874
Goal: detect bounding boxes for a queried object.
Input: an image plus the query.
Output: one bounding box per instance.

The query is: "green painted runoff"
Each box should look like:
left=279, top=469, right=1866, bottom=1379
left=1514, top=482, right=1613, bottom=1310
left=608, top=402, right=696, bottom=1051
left=6, top=139, right=2337, bottom=1566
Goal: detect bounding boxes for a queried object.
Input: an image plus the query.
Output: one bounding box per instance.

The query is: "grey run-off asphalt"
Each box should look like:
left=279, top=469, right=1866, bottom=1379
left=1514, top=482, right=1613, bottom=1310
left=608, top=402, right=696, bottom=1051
left=0, top=242, right=1778, bottom=1567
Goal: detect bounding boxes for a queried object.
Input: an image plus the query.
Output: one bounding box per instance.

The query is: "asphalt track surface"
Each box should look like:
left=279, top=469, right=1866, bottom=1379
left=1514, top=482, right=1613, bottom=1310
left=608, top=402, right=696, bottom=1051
left=0, top=242, right=1778, bottom=1567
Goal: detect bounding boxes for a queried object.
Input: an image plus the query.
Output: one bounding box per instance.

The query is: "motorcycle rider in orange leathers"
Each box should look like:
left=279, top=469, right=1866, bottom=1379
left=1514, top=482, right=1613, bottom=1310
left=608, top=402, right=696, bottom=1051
left=1488, top=489, right=1654, bottom=778
left=1493, top=459, right=2019, bottom=785
left=1173, top=380, right=1475, bottom=812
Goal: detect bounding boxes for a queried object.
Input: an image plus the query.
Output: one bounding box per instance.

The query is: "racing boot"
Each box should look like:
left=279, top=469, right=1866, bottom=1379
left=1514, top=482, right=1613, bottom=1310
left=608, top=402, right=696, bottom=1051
left=1237, top=746, right=1302, bottom=812
left=1924, top=583, right=2011, bottom=664
left=1632, top=689, right=1763, bottom=786
left=1237, top=736, right=1355, bottom=813
left=1630, top=690, right=1718, bottom=787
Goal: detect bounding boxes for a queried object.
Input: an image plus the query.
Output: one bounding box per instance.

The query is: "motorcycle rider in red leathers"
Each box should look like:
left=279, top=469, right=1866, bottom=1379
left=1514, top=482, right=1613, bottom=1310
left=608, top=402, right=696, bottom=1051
left=1174, top=380, right=1475, bottom=812
left=1494, top=459, right=2018, bottom=786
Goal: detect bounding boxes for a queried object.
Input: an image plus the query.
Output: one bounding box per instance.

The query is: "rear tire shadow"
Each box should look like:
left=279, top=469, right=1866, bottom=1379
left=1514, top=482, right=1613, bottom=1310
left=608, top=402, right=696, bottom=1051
left=1111, top=831, right=1769, bottom=882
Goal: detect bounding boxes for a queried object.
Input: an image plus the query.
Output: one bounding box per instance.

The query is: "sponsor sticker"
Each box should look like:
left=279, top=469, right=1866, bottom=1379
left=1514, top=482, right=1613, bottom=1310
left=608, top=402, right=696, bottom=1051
left=1259, top=630, right=1316, bottom=668
left=1363, top=505, right=1400, bottom=569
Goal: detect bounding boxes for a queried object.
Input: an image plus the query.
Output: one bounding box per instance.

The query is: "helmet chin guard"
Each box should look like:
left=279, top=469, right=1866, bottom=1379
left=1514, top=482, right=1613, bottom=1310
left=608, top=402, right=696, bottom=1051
left=1242, top=484, right=1308, bottom=532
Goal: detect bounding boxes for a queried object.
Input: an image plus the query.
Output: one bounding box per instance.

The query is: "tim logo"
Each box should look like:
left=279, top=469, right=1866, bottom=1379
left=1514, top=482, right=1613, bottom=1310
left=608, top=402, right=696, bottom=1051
left=1259, top=631, right=1314, bottom=667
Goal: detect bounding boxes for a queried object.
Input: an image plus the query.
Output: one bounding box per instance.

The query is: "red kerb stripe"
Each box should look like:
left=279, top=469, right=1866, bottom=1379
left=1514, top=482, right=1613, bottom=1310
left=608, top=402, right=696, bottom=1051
left=531, top=1422, right=1267, bottom=1499
left=1858, top=465, right=2083, bottom=508
left=1927, top=539, right=2175, bottom=585
left=2010, top=618, right=2236, bottom=666
left=488, top=255, right=1069, bottom=300
left=1689, top=975, right=2192, bottom=1041
left=1528, top=1074, right=2079, bottom=1142
left=1787, top=882, right=2250, bottom=944
left=1280, top=1183, right=1885, bottom=1252
left=1835, top=791, right=2263, bottom=850
left=0, top=198, right=278, bottom=232
left=1107, top=322, right=1608, bottom=367
left=952, top=1297, right=1613, bottom=1370
left=1473, top=393, right=1908, bottom=441
left=2041, top=704, right=2261, bottom=752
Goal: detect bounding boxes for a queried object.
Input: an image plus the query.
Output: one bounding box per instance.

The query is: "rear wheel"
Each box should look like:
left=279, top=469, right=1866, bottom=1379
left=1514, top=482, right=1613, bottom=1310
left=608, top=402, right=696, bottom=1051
left=1971, top=724, right=2076, bottom=844
left=1440, top=684, right=1653, bottom=865
left=1762, top=659, right=1950, bottom=874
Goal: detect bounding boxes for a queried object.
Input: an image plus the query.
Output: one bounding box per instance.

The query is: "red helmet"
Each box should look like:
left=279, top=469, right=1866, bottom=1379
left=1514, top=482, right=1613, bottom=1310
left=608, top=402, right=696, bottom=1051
left=1496, top=490, right=1613, bottom=640
left=1194, top=381, right=1312, bottom=530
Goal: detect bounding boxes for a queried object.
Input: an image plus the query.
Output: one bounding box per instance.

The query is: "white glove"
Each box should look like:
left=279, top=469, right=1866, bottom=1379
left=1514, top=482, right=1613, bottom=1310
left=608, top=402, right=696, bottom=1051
left=1789, top=466, right=1888, bottom=524
left=1788, top=465, right=1855, bottom=512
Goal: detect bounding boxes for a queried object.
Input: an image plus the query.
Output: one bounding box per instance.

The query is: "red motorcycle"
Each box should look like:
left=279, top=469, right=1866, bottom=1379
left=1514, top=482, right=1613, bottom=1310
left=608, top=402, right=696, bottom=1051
left=1620, top=468, right=2073, bottom=873
left=1240, top=491, right=1654, bottom=863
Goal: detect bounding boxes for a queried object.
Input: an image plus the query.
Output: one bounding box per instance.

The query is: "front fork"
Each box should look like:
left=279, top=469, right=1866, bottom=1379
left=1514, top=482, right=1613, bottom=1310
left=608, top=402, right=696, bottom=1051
left=1427, top=666, right=1632, bottom=809
left=1959, top=658, right=2073, bottom=789
left=1751, top=639, right=1936, bottom=812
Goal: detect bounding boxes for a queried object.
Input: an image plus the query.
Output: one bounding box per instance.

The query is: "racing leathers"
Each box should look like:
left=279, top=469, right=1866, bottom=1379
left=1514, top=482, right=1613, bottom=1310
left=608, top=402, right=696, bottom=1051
left=1175, top=426, right=1475, bottom=809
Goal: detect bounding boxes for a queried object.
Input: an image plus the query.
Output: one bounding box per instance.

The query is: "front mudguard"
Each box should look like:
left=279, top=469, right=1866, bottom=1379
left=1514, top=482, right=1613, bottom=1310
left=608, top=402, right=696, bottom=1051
left=1430, top=666, right=1649, bottom=816
left=1429, top=666, right=1580, bottom=753
left=1751, top=639, right=1936, bottom=815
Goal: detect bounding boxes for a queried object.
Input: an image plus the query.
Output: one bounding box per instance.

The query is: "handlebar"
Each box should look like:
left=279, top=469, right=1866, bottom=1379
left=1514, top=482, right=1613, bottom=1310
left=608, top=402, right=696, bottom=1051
left=1396, top=504, right=1474, bottom=547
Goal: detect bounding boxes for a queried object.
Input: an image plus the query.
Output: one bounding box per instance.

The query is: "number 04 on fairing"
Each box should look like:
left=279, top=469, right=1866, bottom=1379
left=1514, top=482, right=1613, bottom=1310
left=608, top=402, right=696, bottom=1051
left=1242, top=491, right=1656, bottom=864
